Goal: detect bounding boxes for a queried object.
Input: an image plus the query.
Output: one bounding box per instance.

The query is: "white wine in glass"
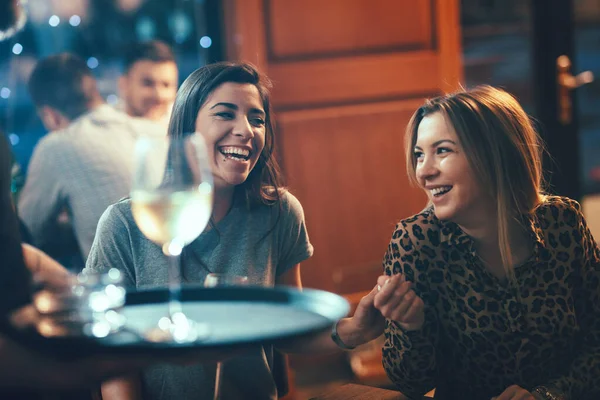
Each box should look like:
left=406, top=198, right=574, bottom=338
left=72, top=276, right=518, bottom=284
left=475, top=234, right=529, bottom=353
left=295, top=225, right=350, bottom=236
left=131, top=134, right=213, bottom=343
left=132, top=190, right=212, bottom=249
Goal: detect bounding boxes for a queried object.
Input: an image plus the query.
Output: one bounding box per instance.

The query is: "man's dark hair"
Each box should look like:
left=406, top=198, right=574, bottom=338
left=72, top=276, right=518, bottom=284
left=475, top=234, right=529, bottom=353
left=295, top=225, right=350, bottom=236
left=28, top=53, right=102, bottom=120
left=122, top=40, right=175, bottom=73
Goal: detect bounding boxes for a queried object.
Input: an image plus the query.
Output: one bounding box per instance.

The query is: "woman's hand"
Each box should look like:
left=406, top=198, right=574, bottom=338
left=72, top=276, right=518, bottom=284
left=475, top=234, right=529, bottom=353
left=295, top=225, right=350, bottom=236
left=346, top=284, right=386, bottom=344
left=373, top=274, right=425, bottom=331
left=22, top=243, right=70, bottom=286
left=341, top=273, right=426, bottom=347
left=491, top=385, right=541, bottom=400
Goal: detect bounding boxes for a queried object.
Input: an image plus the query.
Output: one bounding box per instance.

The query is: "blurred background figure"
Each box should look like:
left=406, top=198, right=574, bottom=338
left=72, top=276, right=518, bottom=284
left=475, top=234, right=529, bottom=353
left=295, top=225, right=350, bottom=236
left=18, top=53, right=153, bottom=270
left=0, top=0, right=217, bottom=200
left=117, top=40, right=178, bottom=124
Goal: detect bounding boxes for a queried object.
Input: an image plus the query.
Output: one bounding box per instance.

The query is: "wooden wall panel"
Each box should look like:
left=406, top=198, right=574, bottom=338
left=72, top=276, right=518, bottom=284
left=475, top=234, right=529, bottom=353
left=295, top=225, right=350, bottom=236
left=223, top=0, right=462, bottom=294
left=266, top=0, right=433, bottom=59
left=279, top=100, right=428, bottom=293
left=269, top=51, right=440, bottom=108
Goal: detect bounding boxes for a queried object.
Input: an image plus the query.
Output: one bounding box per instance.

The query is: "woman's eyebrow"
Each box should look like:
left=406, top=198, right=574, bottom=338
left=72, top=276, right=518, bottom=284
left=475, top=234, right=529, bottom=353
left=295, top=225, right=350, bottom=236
left=249, top=108, right=266, bottom=117
left=209, top=103, right=265, bottom=117
left=210, top=102, right=237, bottom=110
left=414, top=139, right=457, bottom=150
left=432, top=139, right=456, bottom=147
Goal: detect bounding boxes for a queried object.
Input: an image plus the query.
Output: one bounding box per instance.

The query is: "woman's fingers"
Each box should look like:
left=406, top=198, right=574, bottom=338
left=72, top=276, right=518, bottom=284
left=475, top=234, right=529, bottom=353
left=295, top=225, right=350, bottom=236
left=399, top=293, right=424, bottom=323
left=376, top=274, right=402, bottom=292
left=376, top=275, right=388, bottom=290
left=374, top=275, right=406, bottom=310
left=391, top=290, right=421, bottom=322
left=387, top=287, right=415, bottom=320
left=374, top=277, right=420, bottom=320
left=371, top=274, right=426, bottom=330
left=373, top=275, right=399, bottom=306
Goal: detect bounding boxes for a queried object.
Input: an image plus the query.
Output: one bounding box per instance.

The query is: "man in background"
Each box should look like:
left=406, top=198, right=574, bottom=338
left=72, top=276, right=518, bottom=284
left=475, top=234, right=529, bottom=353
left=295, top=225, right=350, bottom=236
left=18, top=53, right=156, bottom=266
left=118, top=40, right=178, bottom=124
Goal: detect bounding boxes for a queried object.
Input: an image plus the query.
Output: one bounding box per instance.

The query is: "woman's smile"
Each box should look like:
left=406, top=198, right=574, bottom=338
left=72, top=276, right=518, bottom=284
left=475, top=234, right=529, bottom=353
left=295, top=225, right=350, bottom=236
left=195, top=82, right=266, bottom=190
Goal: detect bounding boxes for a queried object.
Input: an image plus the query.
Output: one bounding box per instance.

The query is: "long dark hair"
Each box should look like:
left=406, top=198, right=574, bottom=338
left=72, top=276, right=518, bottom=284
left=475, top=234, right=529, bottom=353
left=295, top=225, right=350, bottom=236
left=168, top=61, right=284, bottom=208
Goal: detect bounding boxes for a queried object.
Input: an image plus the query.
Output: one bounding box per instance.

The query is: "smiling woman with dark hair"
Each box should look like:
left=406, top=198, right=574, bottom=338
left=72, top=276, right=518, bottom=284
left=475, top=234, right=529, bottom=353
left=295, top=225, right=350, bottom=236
left=167, top=61, right=282, bottom=209
left=86, top=61, right=412, bottom=400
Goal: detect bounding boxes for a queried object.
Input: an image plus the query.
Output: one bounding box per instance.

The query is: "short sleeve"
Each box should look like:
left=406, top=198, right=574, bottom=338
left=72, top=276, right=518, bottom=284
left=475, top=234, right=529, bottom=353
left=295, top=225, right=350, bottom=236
left=275, top=191, right=314, bottom=276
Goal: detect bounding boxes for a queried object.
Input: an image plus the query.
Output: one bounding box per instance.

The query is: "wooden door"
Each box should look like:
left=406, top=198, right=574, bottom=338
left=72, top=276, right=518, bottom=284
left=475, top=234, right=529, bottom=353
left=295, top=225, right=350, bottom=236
left=222, top=0, right=463, bottom=296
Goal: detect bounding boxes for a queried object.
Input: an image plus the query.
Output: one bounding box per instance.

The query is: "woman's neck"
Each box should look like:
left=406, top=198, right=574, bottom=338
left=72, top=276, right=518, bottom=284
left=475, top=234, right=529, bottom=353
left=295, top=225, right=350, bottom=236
left=458, top=211, right=499, bottom=250
left=460, top=219, right=505, bottom=280
left=460, top=217, right=531, bottom=278
left=211, top=185, right=235, bottom=224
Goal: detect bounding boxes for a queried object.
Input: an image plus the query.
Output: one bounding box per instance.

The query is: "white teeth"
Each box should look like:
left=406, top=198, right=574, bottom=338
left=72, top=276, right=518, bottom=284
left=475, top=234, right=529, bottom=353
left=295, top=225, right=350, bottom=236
left=431, top=186, right=452, bottom=196
left=220, top=146, right=250, bottom=157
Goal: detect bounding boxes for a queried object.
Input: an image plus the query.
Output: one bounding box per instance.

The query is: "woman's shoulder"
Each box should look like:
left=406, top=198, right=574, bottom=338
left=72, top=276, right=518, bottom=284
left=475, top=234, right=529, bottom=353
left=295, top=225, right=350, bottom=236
left=277, top=188, right=301, bottom=209
left=400, top=206, right=437, bottom=224
left=259, top=188, right=304, bottom=215
left=392, top=206, right=451, bottom=246
left=534, top=195, right=582, bottom=222
left=106, top=196, right=133, bottom=215
left=98, top=197, right=135, bottom=230
left=397, top=206, right=444, bottom=231
left=273, top=189, right=309, bottom=227
left=241, top=188, right=306, bottom=226
left=537, top=195, right=581, bottom=211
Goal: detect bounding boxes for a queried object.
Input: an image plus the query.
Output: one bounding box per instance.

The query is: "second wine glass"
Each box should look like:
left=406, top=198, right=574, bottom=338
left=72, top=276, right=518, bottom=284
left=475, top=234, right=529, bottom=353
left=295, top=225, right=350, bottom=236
left=130, top=134, right=213, bottom=343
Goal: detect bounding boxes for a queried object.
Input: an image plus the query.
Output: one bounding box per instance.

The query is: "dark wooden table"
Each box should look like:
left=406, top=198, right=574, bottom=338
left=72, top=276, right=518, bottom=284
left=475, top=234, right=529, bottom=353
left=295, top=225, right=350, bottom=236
left=309, top=383, right=409, bottom=400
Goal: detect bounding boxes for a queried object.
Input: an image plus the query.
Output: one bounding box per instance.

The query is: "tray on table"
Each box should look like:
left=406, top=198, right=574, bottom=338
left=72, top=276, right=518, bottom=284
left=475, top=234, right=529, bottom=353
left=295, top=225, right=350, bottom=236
left=6, top=286, right=350, bottom=358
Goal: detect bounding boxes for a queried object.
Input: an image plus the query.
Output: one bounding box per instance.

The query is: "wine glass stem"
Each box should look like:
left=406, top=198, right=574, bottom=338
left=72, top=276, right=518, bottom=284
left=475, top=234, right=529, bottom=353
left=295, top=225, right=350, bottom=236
left=213, top=362, right=223, bottom=400
left=167, top=253, right=183, bottom=317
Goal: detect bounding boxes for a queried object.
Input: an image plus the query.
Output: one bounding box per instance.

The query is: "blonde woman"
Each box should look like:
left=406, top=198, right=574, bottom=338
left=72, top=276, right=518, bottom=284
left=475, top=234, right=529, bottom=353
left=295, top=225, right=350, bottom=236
left=379, top=86, right=599, bottom=400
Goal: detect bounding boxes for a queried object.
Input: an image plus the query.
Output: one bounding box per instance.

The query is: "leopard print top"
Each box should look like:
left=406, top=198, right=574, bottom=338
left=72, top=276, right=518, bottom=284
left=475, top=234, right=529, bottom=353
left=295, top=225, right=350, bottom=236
left=382, top=196, right=600, bottom=400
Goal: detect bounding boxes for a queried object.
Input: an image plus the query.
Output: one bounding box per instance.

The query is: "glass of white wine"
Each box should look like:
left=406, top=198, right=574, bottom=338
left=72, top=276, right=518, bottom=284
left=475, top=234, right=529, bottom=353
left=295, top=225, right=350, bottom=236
left=131, top=134, right=213, bottom=343
left=204, top=273, right=249, bottom=400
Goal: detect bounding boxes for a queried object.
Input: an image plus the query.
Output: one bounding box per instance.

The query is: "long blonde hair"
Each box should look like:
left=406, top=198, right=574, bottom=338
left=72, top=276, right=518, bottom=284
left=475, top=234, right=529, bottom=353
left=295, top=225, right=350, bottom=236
left=405, top=85, right=545, bottom=281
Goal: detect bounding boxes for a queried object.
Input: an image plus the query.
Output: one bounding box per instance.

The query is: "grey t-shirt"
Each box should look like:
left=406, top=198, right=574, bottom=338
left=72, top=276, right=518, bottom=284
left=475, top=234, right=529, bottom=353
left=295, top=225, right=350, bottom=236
left=85, top=190, right=313, bottom=400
